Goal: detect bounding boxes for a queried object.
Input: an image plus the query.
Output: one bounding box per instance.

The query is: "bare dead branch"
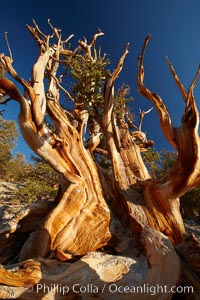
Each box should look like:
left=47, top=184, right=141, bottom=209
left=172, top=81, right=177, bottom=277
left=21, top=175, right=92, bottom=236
left=166, top=56, right=188, bottom=102
left=0, top=55, right=36, bottom=105
left=58, top=45, right=80, bottom=65
left=90, top=31, right=104, bottom=47
left=4, top=32, right=13, bottom=62
left=31, top=59, right=48, bottom=118
left=126, top=119, right=138, bottom=129
left=187, top=64, right=200, bottom=103
left=137, top=34, right=151, bottom=78
left=26, top=24, right=44, bottom=50
left=0, top=77, right=32, bottom=122
left=102, top=44, right=132, bottom=189
left=137, top=36, right=177, bottom=149
left=111, top=43, right=129, bottom=85
left=48, top=20, right=74, bottom=51
left=1, top=48, right=50, bottom=134
left=32, top=19, right=49, bottom=41
left=49, top=73, right=75, bottom=102
left=62, top=34, right=74, bottom=44
left=138, top=107, right=153, bottom=131
left=0, top=55, right=19, bottom=80
left=104, top=43, right=130, bottom=119
left=79, top=30, right=104, bottom=60
left=1, top=55, right=46, bottom=131
left=129, top=105, right=155, bottom=149
left=26, top=20, right=54, bottom=54
left=182, top=65, right=200, bottom=127
left=48, top=18, right=61, bottom=39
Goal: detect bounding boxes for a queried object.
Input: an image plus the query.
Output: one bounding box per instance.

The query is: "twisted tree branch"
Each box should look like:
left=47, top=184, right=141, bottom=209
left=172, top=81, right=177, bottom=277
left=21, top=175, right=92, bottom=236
left=137, top=35, right=177, bottom=149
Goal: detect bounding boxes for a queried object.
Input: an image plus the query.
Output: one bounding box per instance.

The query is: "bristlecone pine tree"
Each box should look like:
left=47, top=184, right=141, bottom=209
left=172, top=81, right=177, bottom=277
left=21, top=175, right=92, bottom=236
left=0, top=21, right=200, bottom=300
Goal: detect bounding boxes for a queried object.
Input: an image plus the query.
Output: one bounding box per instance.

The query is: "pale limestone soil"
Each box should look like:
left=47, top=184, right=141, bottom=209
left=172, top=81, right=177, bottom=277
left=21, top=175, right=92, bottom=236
left=0, top=180, right=25, bottom=204
left=0, top=180, right=16, bottom=196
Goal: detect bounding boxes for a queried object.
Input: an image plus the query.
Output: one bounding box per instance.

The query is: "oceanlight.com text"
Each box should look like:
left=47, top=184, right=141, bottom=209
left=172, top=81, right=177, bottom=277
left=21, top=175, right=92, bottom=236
left=28, top=283, right=193, bottom=296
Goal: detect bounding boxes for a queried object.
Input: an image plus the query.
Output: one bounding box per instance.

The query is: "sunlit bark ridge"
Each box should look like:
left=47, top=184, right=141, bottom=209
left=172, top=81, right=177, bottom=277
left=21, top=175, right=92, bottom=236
left=0, top=22, right=200, bottom=299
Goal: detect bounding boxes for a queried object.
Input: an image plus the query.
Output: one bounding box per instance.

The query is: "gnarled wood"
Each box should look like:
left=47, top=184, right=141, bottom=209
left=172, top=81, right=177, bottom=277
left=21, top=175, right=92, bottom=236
left=0, top=21, right=200, bottom=299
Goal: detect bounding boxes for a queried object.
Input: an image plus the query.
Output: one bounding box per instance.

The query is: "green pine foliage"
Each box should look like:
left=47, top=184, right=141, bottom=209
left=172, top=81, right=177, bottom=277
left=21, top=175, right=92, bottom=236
left=142, top=149, right=177, bottom=178
left=0, top=116, right=57, bottom=204
left=113, top=85, right=134, bottom=125
left=0, top=64, right=5, bottom=78
left=69, top=53, right=110, bottom=116
left=66, top=50, right=134, bottom=123
left=180, top=186, right=200, bottom=220
left=0, top=117, right=19, bottom=178
left=12, top=157, right=58, bottom=204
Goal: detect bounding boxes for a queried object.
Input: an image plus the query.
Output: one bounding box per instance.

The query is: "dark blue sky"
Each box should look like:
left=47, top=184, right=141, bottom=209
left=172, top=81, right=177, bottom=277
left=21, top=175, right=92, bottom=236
left=1, top=0, right=200, bottom=159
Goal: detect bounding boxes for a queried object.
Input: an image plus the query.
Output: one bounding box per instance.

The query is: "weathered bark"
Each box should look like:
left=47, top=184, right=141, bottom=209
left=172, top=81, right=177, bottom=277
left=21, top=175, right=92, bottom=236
left=0, top=22, right=200, bottom=299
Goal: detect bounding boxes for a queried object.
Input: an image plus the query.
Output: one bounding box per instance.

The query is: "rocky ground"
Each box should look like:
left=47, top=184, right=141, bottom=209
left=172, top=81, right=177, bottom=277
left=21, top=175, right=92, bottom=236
left=0, top=181, right=17, bottom=202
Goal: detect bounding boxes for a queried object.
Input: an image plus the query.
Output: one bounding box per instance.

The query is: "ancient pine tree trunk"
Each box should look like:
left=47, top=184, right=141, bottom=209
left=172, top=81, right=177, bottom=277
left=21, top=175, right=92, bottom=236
left=0, top=22, right=200, bottom=299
